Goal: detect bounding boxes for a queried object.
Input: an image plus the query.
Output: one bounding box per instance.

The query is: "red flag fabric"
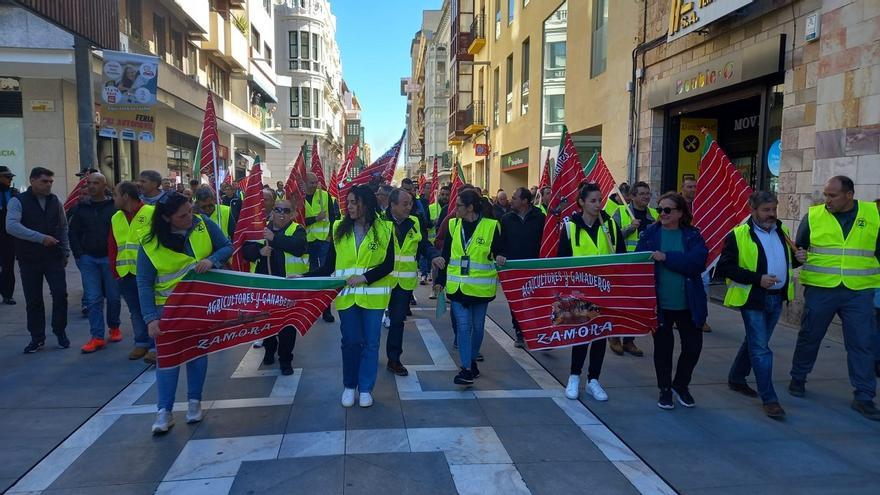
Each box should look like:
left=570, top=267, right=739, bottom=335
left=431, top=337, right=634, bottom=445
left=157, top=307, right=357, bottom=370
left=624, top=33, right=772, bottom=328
left=584, top=154, right=616, bottom=207
left=498, top=253, right=657, bottom=350
left=428, top=156, right=439, bottom=204
left=339, top=135, right=404, bottom=210
left=196, top=94, right=219, bottom=184
left=229, top=160, right=267, bottom=272
left=63, top=177, right=88, bottom=213
left=380, top=132, right=405, bottom=183
left=328, top=166, right=339, bottom=200
left=417, top=173, right=426, bottom=196
left=539, top=149, right=551, bottom=189
left=156, top=270, right=344, bottom=369
left=539, top=129, right=586, bottom=258
left=310, top=136, right=327, bottom=190
left=284, top=151, right=308, bottom=227
left=336, top=138, right=359, bottom=210
left=433, top=163, right=464, bottom=249
left=693, top=137, right=753, bottom=268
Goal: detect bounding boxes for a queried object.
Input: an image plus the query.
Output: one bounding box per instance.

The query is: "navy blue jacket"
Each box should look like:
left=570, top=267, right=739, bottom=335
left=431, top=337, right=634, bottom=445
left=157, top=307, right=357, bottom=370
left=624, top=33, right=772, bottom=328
left=635, top=223, right=708, bottom=327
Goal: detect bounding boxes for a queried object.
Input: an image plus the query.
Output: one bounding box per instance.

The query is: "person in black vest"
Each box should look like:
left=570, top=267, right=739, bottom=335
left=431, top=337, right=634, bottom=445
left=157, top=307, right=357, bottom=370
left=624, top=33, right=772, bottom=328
left=0, top=166, right=20, bottom=305
left=4, top=167, right=70, bottom=353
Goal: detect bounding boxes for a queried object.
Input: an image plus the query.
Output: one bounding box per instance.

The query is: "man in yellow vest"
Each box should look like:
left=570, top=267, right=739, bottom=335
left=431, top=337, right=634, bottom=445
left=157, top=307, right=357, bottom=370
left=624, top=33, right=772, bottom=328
left=304, top=172, right=336, bottom=323
left=194, top=186, right=235, bottom=239
left=717, top=191, right=797, bottom=418
left=790, top=176, right=880, bottom=421
left=109, top=181, right=155, bottom=362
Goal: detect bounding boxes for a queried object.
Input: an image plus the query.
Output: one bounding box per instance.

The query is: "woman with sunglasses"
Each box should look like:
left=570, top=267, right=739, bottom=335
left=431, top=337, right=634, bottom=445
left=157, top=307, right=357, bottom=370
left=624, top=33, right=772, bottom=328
left=635, top=192, right=708, bottom=410
left=242, top=199, right=309, bottom=375
left=137, top=192, right=232, bottom=434
left=307, top=185, right=395, bottom=408
left=559, top=183, right=627, bottom=402
left=433, top=188, right=503, bottom=385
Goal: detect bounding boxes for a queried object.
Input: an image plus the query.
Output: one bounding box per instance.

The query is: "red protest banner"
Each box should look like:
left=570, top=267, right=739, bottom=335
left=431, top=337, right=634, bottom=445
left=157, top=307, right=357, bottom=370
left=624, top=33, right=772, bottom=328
left=498, top=253, right=657, bottom=351
left=156, top=269, right=344, bottom=368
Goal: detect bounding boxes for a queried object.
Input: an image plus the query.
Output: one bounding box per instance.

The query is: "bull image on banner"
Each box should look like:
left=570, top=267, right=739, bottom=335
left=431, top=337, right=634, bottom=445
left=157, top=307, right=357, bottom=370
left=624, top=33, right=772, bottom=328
left=498, top=253, right=658, bottom=351
left=156, top=270, right=345, bottom=369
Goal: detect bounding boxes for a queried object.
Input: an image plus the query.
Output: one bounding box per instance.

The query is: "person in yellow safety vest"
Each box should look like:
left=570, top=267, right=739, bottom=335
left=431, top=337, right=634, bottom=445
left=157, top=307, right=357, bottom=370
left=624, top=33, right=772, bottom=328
left=194, top=186, right=236, bottom=239
left=432, top=189, right=501, bottom=386
left=304, top=172, right=337, bottom=323
left=306, top=184, right=395, bottom=409
left=137, top=192, right=232, bottom=435
left=717, top=191, right=799, bottom=419
left=109, top=181, right=155, bottom=363
left=536, top=185, right=551, bottom=215
left=384, top=188, right=441, bottom=377
left=789, top=176, right=880, bottom=421
left=242, top=199, right=309, bottom=376
left=604, top=182, right=631, bottom=217
left=557, top=183, right=627, bottom=403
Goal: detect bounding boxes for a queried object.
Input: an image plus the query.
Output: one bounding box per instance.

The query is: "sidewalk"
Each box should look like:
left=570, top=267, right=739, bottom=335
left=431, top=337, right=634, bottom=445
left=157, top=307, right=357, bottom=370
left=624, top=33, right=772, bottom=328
left=1, top=271, right=878, bottom=494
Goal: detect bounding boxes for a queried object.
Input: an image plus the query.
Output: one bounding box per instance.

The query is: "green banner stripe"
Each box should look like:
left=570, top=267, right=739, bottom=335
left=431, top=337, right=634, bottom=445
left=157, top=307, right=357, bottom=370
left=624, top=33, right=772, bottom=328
left=182, top=270, right=347, bottom=290
left=497, top=252, right=654, bottom=271
left=581, top=151, right=599, bottom=176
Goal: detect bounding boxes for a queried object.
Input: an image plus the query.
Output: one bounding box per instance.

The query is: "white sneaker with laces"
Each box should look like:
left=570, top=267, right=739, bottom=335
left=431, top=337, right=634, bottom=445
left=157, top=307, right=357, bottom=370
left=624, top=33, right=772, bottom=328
left=587, top=379, right=608, bottom=401
left=341, top=388, right=356, bottom=407
left=359, top=392, right=373, bottom=408
left=565, top=375, right=580, bottom=400
left=151, top=409, right=175, bottom=434
left=186, top=399, right=204, bottom=423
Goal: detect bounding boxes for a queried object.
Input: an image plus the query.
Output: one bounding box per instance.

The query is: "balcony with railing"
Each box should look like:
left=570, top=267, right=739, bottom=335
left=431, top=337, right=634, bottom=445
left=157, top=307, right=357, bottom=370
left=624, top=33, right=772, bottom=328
left=468, top=14, right=485, bottom=55
left=448, top=109, right=468, bottom=146
left=202, top=11, right=227, bottom=56
left=464, top=101, right=486, bottom=135
left=225, top=15, right=249, bottom=72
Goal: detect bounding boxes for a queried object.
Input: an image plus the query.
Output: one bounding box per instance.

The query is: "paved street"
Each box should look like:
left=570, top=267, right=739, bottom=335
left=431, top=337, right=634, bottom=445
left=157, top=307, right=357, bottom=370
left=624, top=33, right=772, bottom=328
left=1, top=268, right=879, bottom=494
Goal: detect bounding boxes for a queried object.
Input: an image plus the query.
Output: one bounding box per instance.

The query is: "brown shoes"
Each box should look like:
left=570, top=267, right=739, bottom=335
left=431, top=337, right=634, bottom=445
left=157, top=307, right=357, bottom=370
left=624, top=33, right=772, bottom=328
left=386, top=361, right=409, bottom=376
left=763, top=402, right=786, bottom=418
left=608, top=337, right=624, bottom=355
left=128, top=347, right=148, bottom=360
left=702, top=322, right=712, bottom=333
left=622, top=341, right=644, bottom=357
left=143, top=350, right=157, bottom=365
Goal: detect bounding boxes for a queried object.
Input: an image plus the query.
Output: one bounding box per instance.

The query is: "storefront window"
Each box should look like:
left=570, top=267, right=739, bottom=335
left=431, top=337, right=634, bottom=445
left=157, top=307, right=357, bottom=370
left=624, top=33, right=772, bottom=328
left=166, top=128, right=198, bottom=182
left=97, top=136, right=138, bottom=185
left=764, top=84, right=783, bottom=194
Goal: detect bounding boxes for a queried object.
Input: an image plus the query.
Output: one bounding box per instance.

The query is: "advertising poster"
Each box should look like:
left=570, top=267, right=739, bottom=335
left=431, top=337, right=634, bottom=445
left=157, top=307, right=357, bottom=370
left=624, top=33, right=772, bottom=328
left=99, top=50, right=159, bottom=142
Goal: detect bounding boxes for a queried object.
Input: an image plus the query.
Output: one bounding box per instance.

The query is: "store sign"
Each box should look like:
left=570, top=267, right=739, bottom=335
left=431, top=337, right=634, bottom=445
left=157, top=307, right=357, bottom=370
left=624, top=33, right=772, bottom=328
left=733, top=115, right=759, bottom=131
left=676, top=118, right=717, bottom=191
left=648, top=36, right=784, bottom=108
left=99, top=50, right=159, bottom=142
left=474, top=143, right=490, bottom=156
left=0, top=118, right=25, bottom=182
left=668, top=0, right=753, bottom=42
left=501, top=148, right=529, bottom=171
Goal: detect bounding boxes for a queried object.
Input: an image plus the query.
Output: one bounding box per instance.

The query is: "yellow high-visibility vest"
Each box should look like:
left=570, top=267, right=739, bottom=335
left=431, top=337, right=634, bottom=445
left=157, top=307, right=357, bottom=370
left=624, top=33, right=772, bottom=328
left=305, top=190, right=331, bottom=242
left=723, top=223, right=795, bottom=307
left=332, top=217, right=394, bottom=310
left=209, top=204, right=232, bottom=238
left=428, top=202, right=441, bottom=242
left=250, top=221, right=309, bottom=275
left=447, top=217, right=499, bottom=298
left=565, top=217, right=618, bottom=256
left=800, top=201, right=880, bottom=290
left=142, top=216, right=213, bottom=306
left=616, top=206, right=658, bottom=252
left=391, top=215, right=422, bottom=290
left=110, top=205, right=154, bottom=277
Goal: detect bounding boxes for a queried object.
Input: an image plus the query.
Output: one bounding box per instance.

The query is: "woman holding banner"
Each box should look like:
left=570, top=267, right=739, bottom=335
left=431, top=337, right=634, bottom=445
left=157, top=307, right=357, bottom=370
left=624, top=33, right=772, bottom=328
left=307, top=185, right=395, bottom=408
left=137, top=192, right=232, bottom=434
left=559, top=183, right=627, bottom=402
left=636, top=192, right=708, bottom=410
left=433, top=189, right=503, bottom=386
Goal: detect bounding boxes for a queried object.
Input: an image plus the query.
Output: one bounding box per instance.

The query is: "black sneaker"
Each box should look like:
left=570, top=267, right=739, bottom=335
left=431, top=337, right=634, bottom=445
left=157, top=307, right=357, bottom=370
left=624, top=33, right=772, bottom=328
left=475, top=353, right=484, bottom=362
left=514, top=336, right=525, bottom=349
left=2, top=297, right=15, bottom=305
left=262, top=353, right=275, bottom=366
left=852, top=400, right=880, bottom=421
left=788, top=379, right=805, bottom=397
left=672, top=387, right=695, bottom=408
left=280, top=364, right=294, bottom=376
left=23, top=340, right=45, bottom=354
left=658, top=388, right=674, bottom=410
left=470, top=361, right=480, bottom=379
left=322, top=311, right=335, bottom=323
left=453, top=368, right=474, bottom=385
left=56, top=332, right=70, bottom=349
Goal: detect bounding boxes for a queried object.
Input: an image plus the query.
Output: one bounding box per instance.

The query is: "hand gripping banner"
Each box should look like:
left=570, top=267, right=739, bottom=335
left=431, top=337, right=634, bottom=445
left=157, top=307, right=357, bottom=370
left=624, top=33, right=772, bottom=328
left=156, top=270, right=345, bottom=368
left=497, top=253, right=658, bottom=351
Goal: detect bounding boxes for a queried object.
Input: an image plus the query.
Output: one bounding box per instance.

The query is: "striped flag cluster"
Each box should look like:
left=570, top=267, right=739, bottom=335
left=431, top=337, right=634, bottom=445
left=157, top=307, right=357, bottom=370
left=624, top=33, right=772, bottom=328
left=417, top=173, right=426, bottom=197
left=284, top=151, right=309, bottom=227
left=310, top=136, right=327, bottom=190
left=583, top=153, right=617, bottom=207
left=228, top=158, right=266, bottom=272
left=539, top=128, right=585, bottom=258
left=334, top=138, right=359, bottom=209
left=538, top=149, right=551, bottom=189
left=194, top=94, right=221, bottom=188
left=693, top=136, right=753, bottom=268
left=428, top=156, right=439, bottom=204
left=338, top=133, right=404, bottom=210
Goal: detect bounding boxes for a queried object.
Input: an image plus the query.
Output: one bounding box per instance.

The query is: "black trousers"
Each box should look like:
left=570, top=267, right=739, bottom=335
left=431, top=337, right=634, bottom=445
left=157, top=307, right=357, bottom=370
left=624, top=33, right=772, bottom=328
left=570, top=340, right=606, bottom=379
left=0, top=234, right=14, bottom=299
left=387, top=285, right=411, bottom=362
left=653, top=309, right=703, bottom=390
left=264, top=326, right=297, bottom=365
left=19, top=259, right=67, bottom=341
left=511, top=312, right=523, bottom=340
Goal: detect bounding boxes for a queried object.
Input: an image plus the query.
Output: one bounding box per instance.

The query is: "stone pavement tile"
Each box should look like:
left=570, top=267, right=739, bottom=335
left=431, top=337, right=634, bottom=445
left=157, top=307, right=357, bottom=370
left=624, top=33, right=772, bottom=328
left=395, top=323, right=433, bottom=365
left=279, top=430, right=345, bottom=458
left=285, top=400, right=347, bottom=433
left=41, top=482, right=160, bottom=494
left=164, top=434, right=283, bottom=481
left=408, top=426, right=511, bottom=464
left=516, top=460, right=639, bottom=495
left=777, top=400, right=880, bottom=436
left=229, top=456, right=344, bottom=494
left=416, top=367, right=539, bottom=392
left=595, top=409, right=715, bottom=447
left=345, top=399, right=405, bottom=429
left=727, top=438, right=869, bottom=482
left=493, top=423, right=607, bottom=463
left=22, top=384, right=140, bottom=409
left=478, top=398, right=575, bottom=427
left=294, top=366, right=346, bottom=403
left=682, top=475, right=880, bottom=495
left=449, top=464, right=530, bottom=495
left=688, top=405, right=802, bottom=442
left=90, top=413, right=196, bottom=447
left=634, top=441, right=759, bottom=491
left=191, top=405, right=291, bottom=440
left=0, top=478, right=14, bottom=493
left=401, top=399, right=490, bottom=428
left=805, top=433, right=880, bottom=475
left=346, top=428, right=409, bottom=454
left=134, top=376, right=277, bottom=405
left=369, top=366, right=403, bottom=403
left=343, top=452, right=457, bottom=495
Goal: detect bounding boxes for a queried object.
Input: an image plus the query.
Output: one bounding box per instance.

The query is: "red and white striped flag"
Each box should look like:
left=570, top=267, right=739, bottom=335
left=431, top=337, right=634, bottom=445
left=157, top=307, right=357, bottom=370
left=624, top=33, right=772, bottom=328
left=539, top=149, right=551, bottom=189
left=328, top=166, right=339, bottom=200
left=693, top=136, right=753, bottom=268
left=539, top=128, right=587, bottom=258
left=428, top=156, right=439, bottom=204
left=336, top=138, right=359, bottom=210
left=310, top=136, right=327, bottom=190
left=417, top=173, right=426, bottom=197
left=229, top=158, right=267, bottom=272
left=194, top=94, right=220, bottom=188
left=63, top=176, right=88, bottom=213
left=284, top=151, right=308, bottom=227
left=339, top=134, right=404, bottom=210
left=583, top=153, right=617, bottom=207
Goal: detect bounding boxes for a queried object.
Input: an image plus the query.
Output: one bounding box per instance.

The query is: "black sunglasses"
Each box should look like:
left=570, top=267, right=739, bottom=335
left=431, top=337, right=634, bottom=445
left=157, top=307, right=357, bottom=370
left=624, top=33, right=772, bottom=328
left=656, top=207, right=679, bottom=214
left=273, top=207, right=293, bottom=214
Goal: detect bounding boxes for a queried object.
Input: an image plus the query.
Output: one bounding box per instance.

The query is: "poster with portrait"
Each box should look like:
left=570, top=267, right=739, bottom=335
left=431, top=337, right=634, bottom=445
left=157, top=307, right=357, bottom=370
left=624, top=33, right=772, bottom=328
left=99, top=50, right=159, bottom=141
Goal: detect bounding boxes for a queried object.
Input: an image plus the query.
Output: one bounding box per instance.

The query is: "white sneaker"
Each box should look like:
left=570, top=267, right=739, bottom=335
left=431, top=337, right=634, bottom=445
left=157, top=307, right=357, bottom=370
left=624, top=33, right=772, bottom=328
left=151, top=409, right=175, bottom=434
left=341, top=388, right=356, bottom=407
left=382, top=312, right=391, bottom=329
left=359, top=392, right=373, bottom=408
left=587, top=379, right=608, bottom=401
left=252, top=339, right=263, bottom=348
left=186, top=399, right=204, bottom=423
left=565, top=375, right=580, bottom=400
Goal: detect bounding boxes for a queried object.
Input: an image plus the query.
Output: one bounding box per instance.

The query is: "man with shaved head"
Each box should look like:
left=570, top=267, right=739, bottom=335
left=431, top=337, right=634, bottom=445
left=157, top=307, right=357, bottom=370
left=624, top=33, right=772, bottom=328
left=69, top=172, right=123, bottom=353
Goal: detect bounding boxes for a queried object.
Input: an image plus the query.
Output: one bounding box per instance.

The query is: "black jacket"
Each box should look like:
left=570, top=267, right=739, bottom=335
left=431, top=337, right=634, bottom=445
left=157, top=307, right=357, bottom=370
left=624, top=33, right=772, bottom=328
left=716, top=218, right=801, bottom=310
left=14, top=189, right=65, bottom=263
left=69, top=197, right=117, bottom=258
left=0, top=184, right=19, bottom=237
left=498, top=207, right=545, bottom=260
left=242, top=221, right=308, bottom=277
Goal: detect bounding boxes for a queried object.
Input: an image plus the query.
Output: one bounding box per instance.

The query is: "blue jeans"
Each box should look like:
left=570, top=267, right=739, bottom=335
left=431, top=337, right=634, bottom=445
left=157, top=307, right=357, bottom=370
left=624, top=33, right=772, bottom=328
left=791, top=286, right=877, bottom=402
left=118, top=274, right=152, bottom=349
left=386, top=286, right=412, bottom=362
left=418, top=255, right=430, bottom=278
left=77, top=255, right=121, bottom=339
left=728, top=293, right=783, bottom=404
left=451, top=301, right=488, bottom=369
left=338, top=306, right=383, bottom=392
left=155, top=305, right=207, bottom=411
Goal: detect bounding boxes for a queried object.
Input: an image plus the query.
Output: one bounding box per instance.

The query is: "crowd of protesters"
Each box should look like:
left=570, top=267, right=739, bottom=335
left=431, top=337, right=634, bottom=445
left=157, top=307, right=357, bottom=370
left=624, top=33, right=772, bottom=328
left=1, top=162, right=878, bottom=434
